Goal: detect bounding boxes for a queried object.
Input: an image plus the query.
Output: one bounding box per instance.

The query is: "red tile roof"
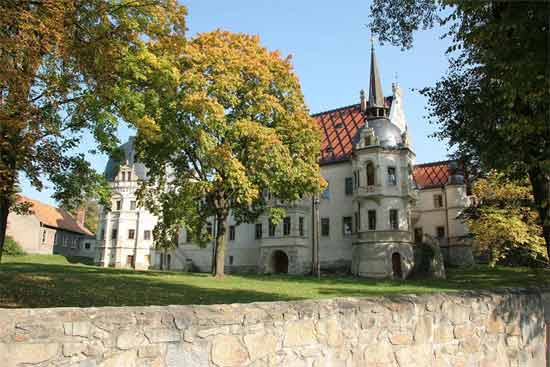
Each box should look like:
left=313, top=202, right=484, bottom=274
left=314, top=104, right=364, bottom=165
left=412, top=161, right=452, bottom=189
left=313, top=103, right=456, bottom=189
left=18, top=196, right=93, bottom=236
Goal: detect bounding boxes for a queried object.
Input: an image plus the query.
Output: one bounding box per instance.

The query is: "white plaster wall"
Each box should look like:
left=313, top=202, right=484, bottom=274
left=317, top=162, right=354, bottom=265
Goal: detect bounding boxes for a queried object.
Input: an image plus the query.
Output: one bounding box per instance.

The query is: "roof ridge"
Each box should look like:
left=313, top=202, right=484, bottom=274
left=414, top=159, right=456, bottom=167
left=311, top=103, right=360, bottom=117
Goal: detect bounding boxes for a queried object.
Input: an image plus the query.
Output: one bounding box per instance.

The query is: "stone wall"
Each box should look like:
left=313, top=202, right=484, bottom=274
left=0, top=289, right=548, bottom=367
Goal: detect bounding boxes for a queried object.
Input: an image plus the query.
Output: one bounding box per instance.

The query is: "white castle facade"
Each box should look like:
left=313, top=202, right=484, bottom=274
left=94, top=47, right=474, bottom=278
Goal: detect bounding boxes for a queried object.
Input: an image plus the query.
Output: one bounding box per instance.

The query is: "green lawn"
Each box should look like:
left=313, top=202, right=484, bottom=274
left=0, top=254, right=549, bottom=308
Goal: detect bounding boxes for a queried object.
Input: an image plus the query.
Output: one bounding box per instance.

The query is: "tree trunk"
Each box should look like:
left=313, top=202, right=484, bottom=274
left=0, top=195, right=10, bottom=264
left=213, top=211, right=228, bottom=278
left=529, top=167, right=550, bottom=266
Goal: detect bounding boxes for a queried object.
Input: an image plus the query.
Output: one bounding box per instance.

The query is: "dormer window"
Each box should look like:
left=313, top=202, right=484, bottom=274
left=335, top=123, right=343, bottom=129
left=365, top=136, right=372, bottom=146
left=127, top=172, right=132, bottom=181
left=121, top=172, right=125, bottom=181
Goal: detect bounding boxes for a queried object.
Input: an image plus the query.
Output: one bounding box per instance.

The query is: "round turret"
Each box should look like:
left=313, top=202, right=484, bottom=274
left=367, top=118, right=403, bottom=147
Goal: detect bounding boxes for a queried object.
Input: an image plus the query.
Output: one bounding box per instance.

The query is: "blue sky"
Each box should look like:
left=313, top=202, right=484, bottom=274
left=22, top=0, right=452, bottom=206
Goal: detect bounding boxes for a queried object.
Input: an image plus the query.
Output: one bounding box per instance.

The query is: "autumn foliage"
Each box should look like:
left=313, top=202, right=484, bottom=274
left=131, top=30, right=325, bottom=277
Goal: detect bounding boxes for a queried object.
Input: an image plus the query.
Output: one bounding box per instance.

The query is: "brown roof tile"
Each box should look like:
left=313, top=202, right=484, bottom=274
left=18, top=196, right=93, bottom=236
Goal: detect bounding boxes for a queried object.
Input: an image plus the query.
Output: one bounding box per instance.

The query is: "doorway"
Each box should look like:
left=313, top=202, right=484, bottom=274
left=271, top=250, right=289, bottom=274
left=392, top=252, right=403, bottom=279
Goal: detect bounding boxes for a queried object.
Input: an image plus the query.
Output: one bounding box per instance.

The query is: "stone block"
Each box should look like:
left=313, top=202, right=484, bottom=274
left=64, top=321, right=91, bottom=336
left=138, top=344, right=163, bottom=358
left=244, top=332, right=279, bottom=361
left=166, top=342, right=209, bottom=367
left=414, top=315, right=433, bottom=343
left=99, top=350, right=137, bottom=367
left=117, top=330, right=146, bottom=350
left=389, top=332, right=412, bottom=345
left=211, top=335, right=249, bottom=367
left=283, top=320, right=317, bottom=347
left=197, top=326, right=230, bottom=338
left=441, top=301, right=469, bottom=325
left=453, top=325, right=473, bottom=339
left=63, top=342, right=87, bottom=356
left=145, top=328, right=180, bottom=343
left=0, top=342, right=59, bottom=367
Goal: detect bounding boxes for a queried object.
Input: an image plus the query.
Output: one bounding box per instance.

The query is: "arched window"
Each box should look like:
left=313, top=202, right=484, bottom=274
left=366, top=162, right=375, bottom=186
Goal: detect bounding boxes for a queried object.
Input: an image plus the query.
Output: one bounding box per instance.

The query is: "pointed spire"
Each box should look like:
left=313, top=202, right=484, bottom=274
left=368, top=38, right=384, bottom=108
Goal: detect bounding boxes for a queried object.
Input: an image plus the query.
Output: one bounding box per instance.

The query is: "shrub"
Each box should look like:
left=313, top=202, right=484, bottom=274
left=4, top=236, right=26, bottom=256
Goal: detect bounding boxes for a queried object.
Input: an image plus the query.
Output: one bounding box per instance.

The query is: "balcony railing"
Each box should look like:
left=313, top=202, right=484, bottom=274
left=356, top=230, right=412, bottom=243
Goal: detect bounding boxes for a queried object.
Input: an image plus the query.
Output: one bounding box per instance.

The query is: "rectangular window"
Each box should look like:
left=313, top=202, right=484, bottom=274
left=387, top=167, right=397, bottom=185
left=269, top=219, right=276, bottom=237
left=368, top=210, right=377, bottom=230
left=299, top=217, right=304, bottom=236
left=84, top=243, right=91, bottom=250
left=111, top=229, right=118, bottom=240
left=116, top=200, right=122, bottom=211
left=229, top=255, right=234, bottom=265
left=321, top=218, right=330, bottom=237
left=433, top=194, right=444, bottom=208
left=389, top=209, right=399, bottom=230
left=206, top=222, right=213, bottom=236
left=130, top=201, right=136, bottom=210
left=436, top=226, right=445, bottom=238
left=229, top=225, right=236, bottom=241
left=127, top=172, right=132, bottom=181
left=144, top=230, right=151, bottom=240
left=121, top=172, right=126, bottom=181
left=255, top=223, right=263, bottom=239
left=345, top=177, right=353, bottom=195
left=128, top=229, right=135, bottom=240
left=42, top=230, right=47, bottom=244
left=343, top=216, right=352, bottom=236
left=101, top=229, right=105, bottom=240
left=283, top=217, right=291, bottom=236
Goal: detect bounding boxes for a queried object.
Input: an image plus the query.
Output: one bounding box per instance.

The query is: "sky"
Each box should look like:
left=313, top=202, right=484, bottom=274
left=22, top=0, right=453, bottom=206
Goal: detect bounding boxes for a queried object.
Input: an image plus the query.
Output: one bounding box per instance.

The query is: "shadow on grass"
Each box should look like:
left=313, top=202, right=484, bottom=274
left=1, top=259, right=548, bottom=309
left=0, top=262, right=303, bottom=308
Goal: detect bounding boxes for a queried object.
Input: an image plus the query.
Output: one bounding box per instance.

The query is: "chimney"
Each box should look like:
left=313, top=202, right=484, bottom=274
left=360, top=89, right=367, bottom=112
left=76, top=206, right=86, bottom=226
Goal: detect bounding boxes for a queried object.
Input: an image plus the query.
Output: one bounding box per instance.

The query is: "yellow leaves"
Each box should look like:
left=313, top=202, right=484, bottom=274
left=135, top=115, right=160, bottom=142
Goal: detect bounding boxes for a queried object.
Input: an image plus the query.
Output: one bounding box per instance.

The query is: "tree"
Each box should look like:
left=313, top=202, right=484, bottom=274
left=464, top=171, right=547, bottom=267
left=132, top=30, right=324, bottom=278
left=0, top=0, right=186, bottom=262
left=369, top=1, right=550, bottom=262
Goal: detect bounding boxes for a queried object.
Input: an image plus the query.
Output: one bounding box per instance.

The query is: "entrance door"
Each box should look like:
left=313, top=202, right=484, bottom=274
left=271, top=250, right=289, bottom=274
left=392, top=253, right=403, bottom=279
left=127, top=255, right=134, bottom=268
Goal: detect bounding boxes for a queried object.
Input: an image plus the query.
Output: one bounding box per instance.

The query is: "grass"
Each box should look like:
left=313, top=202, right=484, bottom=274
left=0, top=254, right=549, bottom=308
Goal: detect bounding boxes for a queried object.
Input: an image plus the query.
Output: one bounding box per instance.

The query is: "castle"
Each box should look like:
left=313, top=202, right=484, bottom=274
left=94, top=45, right=474, bottom=278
